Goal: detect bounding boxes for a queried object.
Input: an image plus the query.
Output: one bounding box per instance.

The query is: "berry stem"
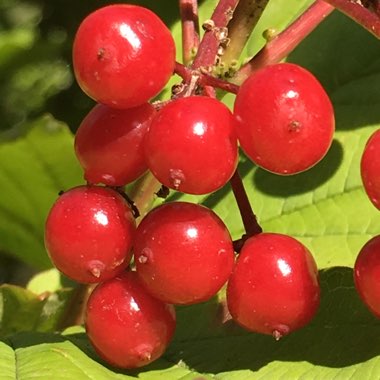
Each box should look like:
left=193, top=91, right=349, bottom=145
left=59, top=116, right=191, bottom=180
left=191, top=0, right=239, bottom=69
left=174, top=61, right=240, bottom=93
left=129, top=172, right=163, bottom=221
left=221, top=0, right=270, bottom=68
left=324, top=0, right=380, bottom=38
left=179, top=0, right=200, bottom=65
left=230, top=169, right=262, bottom=238
left=373, top=0, right=380, bottom=17
left=58, top=284, right=95, bottom=329
left=234, top=0, right=334, bottom=84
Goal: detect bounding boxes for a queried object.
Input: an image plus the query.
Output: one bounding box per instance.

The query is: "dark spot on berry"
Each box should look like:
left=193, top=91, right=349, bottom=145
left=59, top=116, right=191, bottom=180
left=97, top=47, right=106, bottom=60
left=288, top=120, right=301, bottom=133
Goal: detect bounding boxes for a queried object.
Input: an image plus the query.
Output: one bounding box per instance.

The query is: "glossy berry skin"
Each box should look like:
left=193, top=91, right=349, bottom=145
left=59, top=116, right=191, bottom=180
left=354, top=235, right=380, bottom=318
left=74, top=103, right=155, bottom=186
left=234, top=63, right=335, bottom=175
left=72, top=5, right=175, bottom=108
left=86, top=271, right=176, bottom=369
left=361, top=129, right=380, bottom=210
left=144, top=96, right=238, bottom=195
left=227, top=233, right=320, bottom=339
left=134, top=202, right=235, bottom=305
left=44, top=186, right=135, bottom=283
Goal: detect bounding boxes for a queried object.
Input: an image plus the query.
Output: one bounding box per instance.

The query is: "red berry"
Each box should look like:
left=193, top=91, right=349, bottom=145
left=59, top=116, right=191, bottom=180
left=72, top=5, right=175, bottom=108
left=134, top=202, right=235, bottom=305
left=354, top=235, right=380, bottom=318
left=227, top=233, right=320, bottom=339
left=86, top=271, right=176, bottom=369
left=361, top=129, right=380, bottom=210
left=74, top=103, right=155, bottom=186
left=44, top=186, right=135, bottom=283
left=234, top=63, right=334, bottom=175
left=144, top=96, right=238, bottom=194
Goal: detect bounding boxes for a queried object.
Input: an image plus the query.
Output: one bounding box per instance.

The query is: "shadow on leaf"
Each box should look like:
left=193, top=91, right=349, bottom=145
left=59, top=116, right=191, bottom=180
left=252, top=139, right=343, bottom=197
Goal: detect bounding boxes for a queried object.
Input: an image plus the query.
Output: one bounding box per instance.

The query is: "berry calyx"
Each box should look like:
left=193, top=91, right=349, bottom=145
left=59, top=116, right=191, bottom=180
left=134, top=202, right=235, bottom=304
left=44, top=185, right=135, bottom=283
left=86, top=271, right=176, bottom=369
left=227, top=233, right=320, bottom=338
left=233, top=63, right=335, bottom=175
left=354, top=235, right=380, bottom=318
left=144, top=96, right=238, bottom=195
left=361, top=129, right=380, bottom=210
left=74, top=103, right=155, bottom=186
left=72, top=4, right=176, bottom=108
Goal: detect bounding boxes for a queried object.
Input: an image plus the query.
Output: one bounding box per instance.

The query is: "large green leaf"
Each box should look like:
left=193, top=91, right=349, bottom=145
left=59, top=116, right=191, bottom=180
left=0, top=115, right=82, bottom=268
left=0, top=0, right=380, bottom=379
left=1, top=267, right=380, bottom=379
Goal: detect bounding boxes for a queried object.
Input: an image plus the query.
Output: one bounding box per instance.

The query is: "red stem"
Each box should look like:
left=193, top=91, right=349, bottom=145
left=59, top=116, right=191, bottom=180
left=192, top=0, right=239, bottom=69
left=179, top=0, right=200, bottom=65
left=174, top=61, right=240, bottom=94
left=324, top=0, right=380, bottom=38
left=230, top=170, right=262, bottom=237
left=235, top=0, right=334, bottom=83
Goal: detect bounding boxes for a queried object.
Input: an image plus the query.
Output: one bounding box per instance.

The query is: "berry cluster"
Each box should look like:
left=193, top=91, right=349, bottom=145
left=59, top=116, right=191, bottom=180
left=44, top=3, right=343, bottom=370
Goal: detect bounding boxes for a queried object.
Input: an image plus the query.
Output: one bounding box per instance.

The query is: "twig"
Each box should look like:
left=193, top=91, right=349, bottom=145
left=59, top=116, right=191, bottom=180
left=324, top=0, right=380, bottom=38
left=234, top=0, right=334, bottom=84
left=179, top=0, right=200, bottom=65
left=222, top=0, right=270, bottom=66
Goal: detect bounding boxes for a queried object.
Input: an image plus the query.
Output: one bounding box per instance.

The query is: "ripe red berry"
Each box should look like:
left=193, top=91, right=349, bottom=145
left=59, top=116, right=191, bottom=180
left=234, top=63, right=335, bottom=175
left=72, top=4, right=175, bottom=108
left=134, top=202, right=235, bottom=305
left=44, top=186, right=135, bottom=283
left=144, top=96, right=238, bottom=194
left=86, top=271, right=176, bottom=369
left=354, top=235, right=380, bottom=318
left=74, top=103, right=155, bottom=186
left=227, top=233, right=320, bottom=339
left=361, top=129, right=380, bottom=210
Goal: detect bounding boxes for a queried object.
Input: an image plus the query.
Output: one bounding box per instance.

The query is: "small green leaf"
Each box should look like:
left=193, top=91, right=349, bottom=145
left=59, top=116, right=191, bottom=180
left=0, top=284, right=72, bottom=337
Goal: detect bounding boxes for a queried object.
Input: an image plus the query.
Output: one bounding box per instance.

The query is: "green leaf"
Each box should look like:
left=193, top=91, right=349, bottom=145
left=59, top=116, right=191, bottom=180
left=0, top=115, right=82, bottom=268
left=1, top=268, right=379, bottom=379
left=0, top=330, right=211, bottom=379
left=0, top=284, right=72, bottom=338
left=287, top=11, right=380, bottom=95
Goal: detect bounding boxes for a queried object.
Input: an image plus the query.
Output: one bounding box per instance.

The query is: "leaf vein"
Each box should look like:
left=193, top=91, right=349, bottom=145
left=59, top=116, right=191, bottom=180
left=262, top=186, right=363, bottom=224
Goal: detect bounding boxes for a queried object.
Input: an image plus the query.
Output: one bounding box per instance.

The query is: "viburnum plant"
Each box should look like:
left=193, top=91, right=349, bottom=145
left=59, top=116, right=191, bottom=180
left=1, top=0, right=380, bottom=378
